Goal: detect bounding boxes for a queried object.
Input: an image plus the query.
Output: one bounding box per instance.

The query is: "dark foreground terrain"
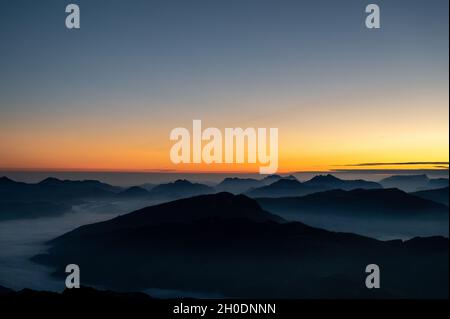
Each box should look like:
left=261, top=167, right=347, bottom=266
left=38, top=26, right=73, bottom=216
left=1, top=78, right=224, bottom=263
left=33, top=193, right=449, bottom=299
left=0, top=285, right=447, bottom=318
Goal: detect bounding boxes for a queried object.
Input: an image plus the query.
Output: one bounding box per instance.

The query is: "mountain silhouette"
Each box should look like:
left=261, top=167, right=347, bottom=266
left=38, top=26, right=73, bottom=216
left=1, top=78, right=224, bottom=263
left=117, top=186, right=150, bottom=198
left=149, top=179, right=215, bottom=199
left=246, top=175, right=383, bottom=198
left=0, top=177, right=123, bottom=220
left=216, top=175, right=298, bottom=194
left=380, top=174, right=449, bottom=192
left=0, top=200, right=72, bottom=221
left=0, top=176, right=26, bottom=187
left=304, top=174, right=382, bottom=190
left=33, top=193, right=448, bottom=298
left=261, top=174, right=297, bottom=184
left=0, top=177, right=121, bottom=202
left=411, top=187, right=449, bottom=206
left=257, top=188, right=449, bottom=218
left=0, top=286, right=156, bottom=311
left=138, top=183, right=156, bottom=192
left=427, top=178, right=450, bottom=189
left=0, top=285, right=14, bottom=294
left=246, top=178, right=322, bottom=198
left=51, top=193, right=284, bottom=243
left=215, top=177, right=262, bottom=194
left=38, top=177, right=122, bottom=193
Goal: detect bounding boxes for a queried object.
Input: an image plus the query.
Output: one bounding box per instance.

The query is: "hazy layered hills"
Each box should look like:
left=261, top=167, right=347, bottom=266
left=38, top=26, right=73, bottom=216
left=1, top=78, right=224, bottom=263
left=246, top=178, right=320, bottom=197
left=411, top=187, right=449, bottom=206
left=379, top=174, right=449, bottom=192
left=0, top=177, right=215, bottom=220
left=0, top=176, right=121, bottom=201
left=256, top=188, right=449, bottom=238
left=257, top=188, right=448, bottom=218
left=215, top=174, right=296, bottom=194
left=0, top=286, right=155, bottom=311
left=149, top=179, right=215, bottom=199
left=52, top=193, right=283, bottom=241
left=117, top=186, right=150, bottom=198
left=33, top=193, right=448, bottom=298
left=304, top=174, right=381, bottom=190
left=245, top=174, right=382, bottom=198
left=1, top=174, right=448, bottom=221
left=0, top=177, right=123, bottom=221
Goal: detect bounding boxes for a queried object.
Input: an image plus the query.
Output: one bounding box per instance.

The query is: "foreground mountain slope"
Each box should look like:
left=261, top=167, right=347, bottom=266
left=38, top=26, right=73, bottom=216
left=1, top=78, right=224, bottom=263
left=33, top=193, right=448, bottom=298
left=411, top=187, right=449, bottom=206
left=51, top=192, right=284, bottom=242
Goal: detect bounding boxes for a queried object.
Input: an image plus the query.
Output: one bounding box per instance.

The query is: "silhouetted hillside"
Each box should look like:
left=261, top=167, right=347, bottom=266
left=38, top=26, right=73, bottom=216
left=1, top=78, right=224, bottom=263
left=257, top=188, right=448, bottom=218
left=304, top=174, right=382, bottom=190
left=246, top=179, right=321, bottom=198
left=216, top=175, right=298, bottom=194
left=33, top=193, right=448, bottom=298
left=50, top=193, right=284, bottom=243
left=0, top=200, right=72, bottom=221
left=0, top=285, right=14, bottom=294
left=262, top=174, right=297, bottom=184
left=246, top=175, right=383, bottom=198
left=412, top=187, right=449, bottom=206
left=0, top=176, right=121, bottom=202
left=215, top=177, right=262, bottom=194
left=0, top=286, right=155, bottom=311
left=149, top=179, right=215, bottom=199
left=138, top=183, right=156, bottom=192
left=117, top=186, right=150, bottom=198
left=380, top=175, right=449, bottom=192
left=427, top=178, right=449, bottom=189
left=0, top=177, right=123, bottom=220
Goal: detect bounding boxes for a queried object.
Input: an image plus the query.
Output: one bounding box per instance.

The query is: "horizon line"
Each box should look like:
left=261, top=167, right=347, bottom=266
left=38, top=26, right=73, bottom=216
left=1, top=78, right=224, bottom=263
left=0, top=168, right=448, bottom=175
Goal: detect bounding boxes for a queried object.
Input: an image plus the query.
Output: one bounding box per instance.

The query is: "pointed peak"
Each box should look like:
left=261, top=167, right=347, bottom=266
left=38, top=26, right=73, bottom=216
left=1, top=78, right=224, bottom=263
left=271, top=178, right=302, bottom=186
left=0, top=176, right=15, bottom=184
left=38, top=177, right=63, bottom=185
left=173, top=179, right=193, bottom=185
left=310, top=174, right=341, bottom=182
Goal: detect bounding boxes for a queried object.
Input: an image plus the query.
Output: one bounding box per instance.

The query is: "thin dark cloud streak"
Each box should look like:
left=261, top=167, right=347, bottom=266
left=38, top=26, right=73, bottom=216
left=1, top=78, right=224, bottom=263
left=340, top=162, right=449, bottom=167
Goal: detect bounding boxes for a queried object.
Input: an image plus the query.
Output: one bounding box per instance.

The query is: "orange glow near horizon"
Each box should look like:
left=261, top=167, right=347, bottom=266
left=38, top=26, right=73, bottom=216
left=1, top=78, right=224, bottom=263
left=1, top=92, right=448, bottom=173
left=0, top=123, right=448, bottom=173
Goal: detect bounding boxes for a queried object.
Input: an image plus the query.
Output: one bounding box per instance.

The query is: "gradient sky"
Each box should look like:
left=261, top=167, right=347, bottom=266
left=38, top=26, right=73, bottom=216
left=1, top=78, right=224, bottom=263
left=0, top=0, right=448, bottom=173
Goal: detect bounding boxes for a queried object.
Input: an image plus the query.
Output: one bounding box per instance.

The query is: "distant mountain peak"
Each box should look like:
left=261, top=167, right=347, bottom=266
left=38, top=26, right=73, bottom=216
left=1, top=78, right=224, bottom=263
left=309, top=174, right=342, bottom=182
left=382, top=174, right=429, bottom=182
left=271, top=178, right=302, bottom=186
left=118, top=186, right=149, bottom=197
left=173, top=179, right=193, bottom=185
left=303, top=174, right=382, bottom=191
left=38, top=177, right=63, bottom=185
left=379, top=174, right=439, bottom=192
left=262, top=174, right=282, bottom=181
left=0, top=176, right=15, bottom=184
left=221, top=177, right=257, bottom=182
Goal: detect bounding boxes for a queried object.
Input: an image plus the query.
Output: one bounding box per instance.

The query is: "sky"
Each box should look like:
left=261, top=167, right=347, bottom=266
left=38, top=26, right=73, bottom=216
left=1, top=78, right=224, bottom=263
left=0, top=0, right=448, bottom=173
